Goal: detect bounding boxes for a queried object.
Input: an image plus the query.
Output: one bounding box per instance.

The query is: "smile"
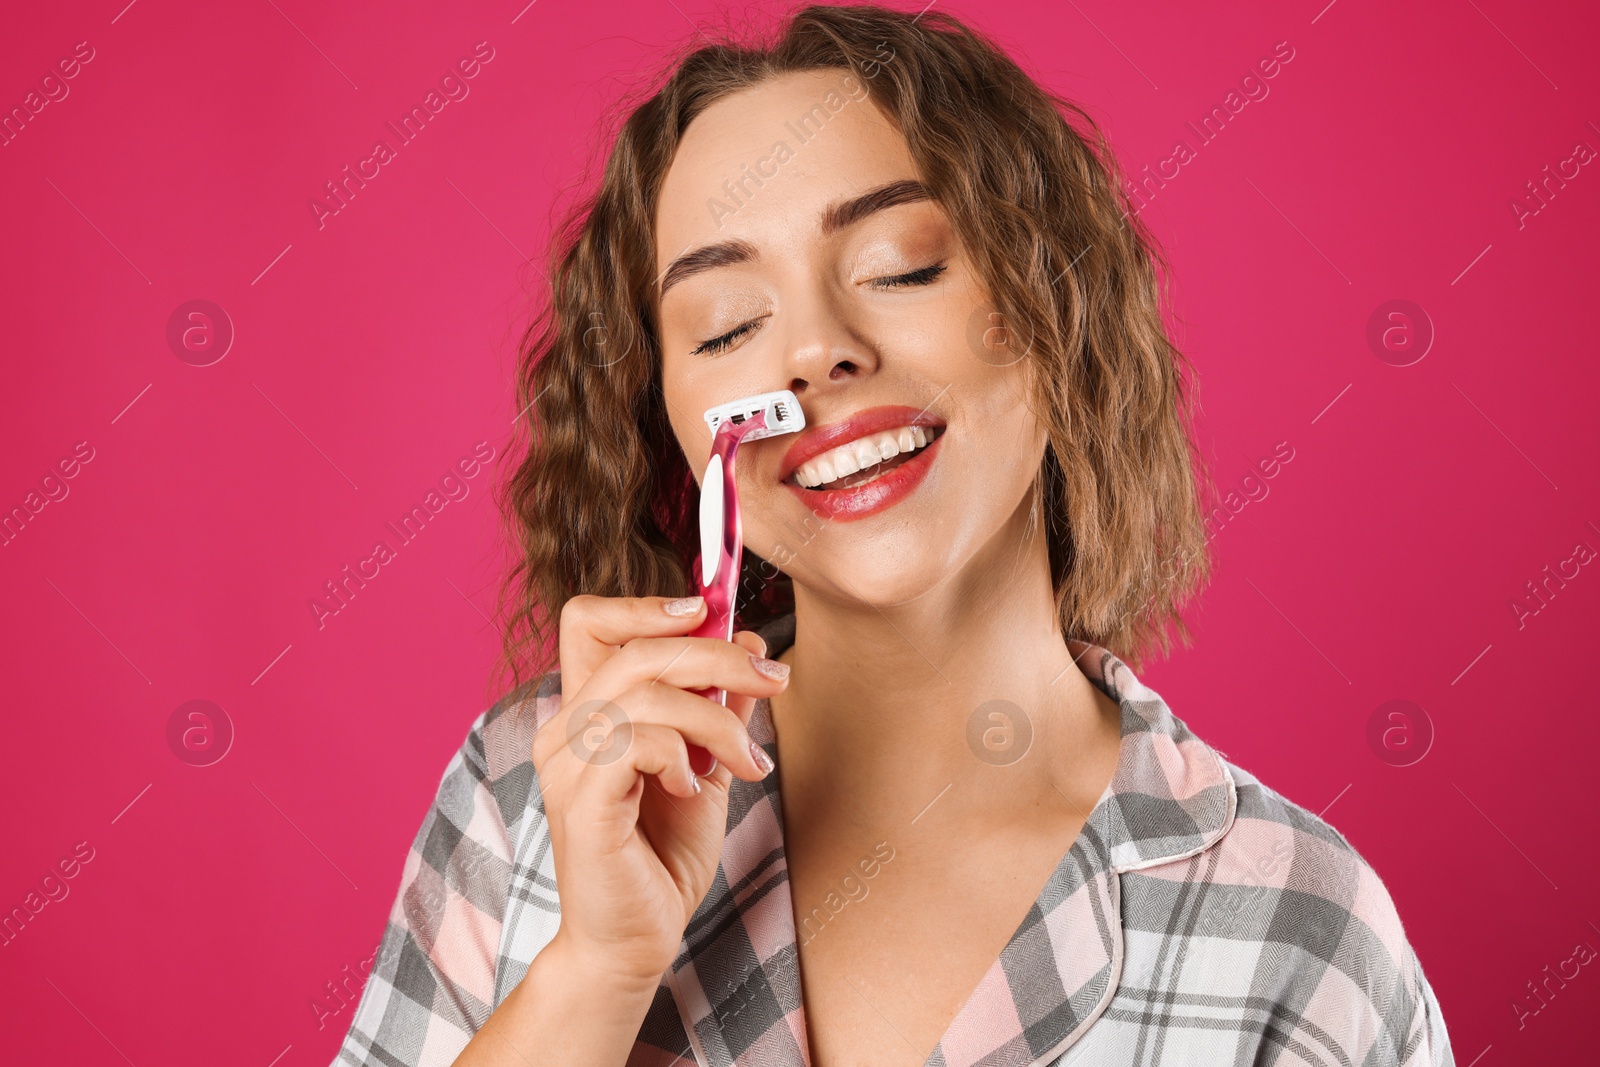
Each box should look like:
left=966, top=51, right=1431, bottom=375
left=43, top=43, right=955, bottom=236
left=778, top=404, right=946, bottom=522
left=786, top=424, right=943, bottom=489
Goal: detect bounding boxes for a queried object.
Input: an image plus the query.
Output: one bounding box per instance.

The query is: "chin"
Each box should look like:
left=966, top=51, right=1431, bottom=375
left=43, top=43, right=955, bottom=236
left=786, top=552, right=952, bottom=611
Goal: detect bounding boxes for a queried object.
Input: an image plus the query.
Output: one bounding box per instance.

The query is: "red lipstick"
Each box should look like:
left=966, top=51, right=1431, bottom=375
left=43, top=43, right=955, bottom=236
left=779, top=404, right=945, bottom=522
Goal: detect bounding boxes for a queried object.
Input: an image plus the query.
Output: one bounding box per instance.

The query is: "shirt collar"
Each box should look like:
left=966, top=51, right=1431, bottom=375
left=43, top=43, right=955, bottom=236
left=664, top=612, right=1237, bottom=1067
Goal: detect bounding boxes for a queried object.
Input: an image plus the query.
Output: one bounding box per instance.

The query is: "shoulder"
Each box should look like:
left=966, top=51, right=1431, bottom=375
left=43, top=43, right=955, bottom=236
left=1125, top=755, right=1452, bottom=1062
left=387, top=674, right=567, bottom=963
left=1172, top=756, right=1418, bottom=964
left=330, top=672, right=569, bottom=1061
left=1121, top=747, right=1414, bottom=959
left=1120, top=755, right=1459, bottom=1062
left=1218, top=758, right=1407, bottom=943
left=458, top=670, right=564, bottom=835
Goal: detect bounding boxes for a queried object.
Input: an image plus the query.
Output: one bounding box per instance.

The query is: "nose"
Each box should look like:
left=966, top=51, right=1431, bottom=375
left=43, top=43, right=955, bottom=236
left=775, top=284, right=879, bottom=399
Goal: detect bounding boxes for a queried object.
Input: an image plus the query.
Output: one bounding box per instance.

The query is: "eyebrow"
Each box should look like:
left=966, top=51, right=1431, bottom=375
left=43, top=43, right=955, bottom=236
left=657, top=178, right=932, bottom=300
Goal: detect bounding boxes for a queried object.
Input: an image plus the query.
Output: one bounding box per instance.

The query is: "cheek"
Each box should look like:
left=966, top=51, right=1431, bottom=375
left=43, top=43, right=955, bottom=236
left=1008, top=387, right=1051, bottom=479
left=659, top=355, right=692, bottom=414
left=956, top=376, right=1047, bottom=493
left=910, top=295, right=1029, bottom=418
left=658, top=365, right=715, bottom=466
left=952, top=357, right=1037, bottom=441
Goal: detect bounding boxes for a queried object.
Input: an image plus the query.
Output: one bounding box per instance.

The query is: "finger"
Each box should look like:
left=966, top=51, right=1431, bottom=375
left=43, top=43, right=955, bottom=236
left=726, top=630, right=769, bottom=726
left=587, top=721, right=699, bottom=803
left=544, top=679, right=773, bottom=791
left=733, top=629, right=768, bottom=659
left=627, top=681, right=773, bottom=783
left=588, top=634, right=788, bottom=716
left=557, top=593, right=708, bottom=700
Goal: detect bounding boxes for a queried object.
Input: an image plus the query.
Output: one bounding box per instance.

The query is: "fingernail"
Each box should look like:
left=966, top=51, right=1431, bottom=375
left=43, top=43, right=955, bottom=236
left=664, top=596, right=704, bottom=616
left=750, top=654, right=790, bottom=681
left=750, top=739, right=775, bottom=777
left=689, top=775, right=702, bottom=795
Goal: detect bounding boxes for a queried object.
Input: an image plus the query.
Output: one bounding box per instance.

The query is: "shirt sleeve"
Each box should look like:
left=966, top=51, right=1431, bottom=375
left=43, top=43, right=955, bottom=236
left=1401, top=947, right=1455, bottom=1067
left=329, top=684, right=545, bottom=1067
left=1340, top=849, right=1455, bottom=1067
left=1322, top=844, right=1457, bottom=1067
left=1228, top=771, right=1457, bottom=1067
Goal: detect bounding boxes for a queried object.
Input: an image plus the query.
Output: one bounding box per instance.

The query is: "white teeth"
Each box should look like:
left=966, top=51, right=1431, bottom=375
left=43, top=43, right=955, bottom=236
left=790, top=425, right=939, bottom=489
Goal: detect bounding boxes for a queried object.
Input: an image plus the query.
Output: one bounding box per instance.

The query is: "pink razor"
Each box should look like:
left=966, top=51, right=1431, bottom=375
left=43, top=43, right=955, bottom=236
left=685, top=389, right=805, bottom=777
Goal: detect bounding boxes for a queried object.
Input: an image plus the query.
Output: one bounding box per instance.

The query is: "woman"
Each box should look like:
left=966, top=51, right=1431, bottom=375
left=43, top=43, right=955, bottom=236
left=331, top=6, right=1453, bottom=1065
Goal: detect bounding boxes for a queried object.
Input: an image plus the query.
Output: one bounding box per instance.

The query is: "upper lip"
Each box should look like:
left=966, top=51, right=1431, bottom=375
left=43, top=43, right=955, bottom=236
left=778, top=403, right=946, bottom=484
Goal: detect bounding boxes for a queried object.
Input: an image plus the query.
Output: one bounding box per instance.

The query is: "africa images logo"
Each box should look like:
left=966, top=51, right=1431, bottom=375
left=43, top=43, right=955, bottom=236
left=308, top=42, right=497, bottom=230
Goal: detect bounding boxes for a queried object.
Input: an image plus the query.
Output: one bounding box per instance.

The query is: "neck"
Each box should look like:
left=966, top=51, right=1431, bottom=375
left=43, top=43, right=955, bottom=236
left=767, top=488, right=1123, bottom=835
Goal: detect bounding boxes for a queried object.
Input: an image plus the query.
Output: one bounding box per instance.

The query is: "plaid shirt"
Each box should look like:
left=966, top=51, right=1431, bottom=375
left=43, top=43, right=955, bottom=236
left=331, top=613, right=1454, bottom=1066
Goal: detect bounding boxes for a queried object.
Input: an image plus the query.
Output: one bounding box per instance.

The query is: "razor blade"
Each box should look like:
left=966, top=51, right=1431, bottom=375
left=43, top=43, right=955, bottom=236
left=703, top=389, right=806, bottom=442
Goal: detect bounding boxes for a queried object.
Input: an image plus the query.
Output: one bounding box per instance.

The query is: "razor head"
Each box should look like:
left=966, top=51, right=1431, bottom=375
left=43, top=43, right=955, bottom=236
left=703, top=389, right=806, bottom=442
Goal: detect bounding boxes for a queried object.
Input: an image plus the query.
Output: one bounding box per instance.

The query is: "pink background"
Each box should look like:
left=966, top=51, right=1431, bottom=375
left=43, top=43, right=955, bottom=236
left=2, top=0, right=1597, bottom=1062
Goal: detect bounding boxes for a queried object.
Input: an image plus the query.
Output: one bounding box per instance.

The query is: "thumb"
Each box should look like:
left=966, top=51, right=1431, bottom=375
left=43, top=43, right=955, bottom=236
left=726, top=629, right=769, bottom=727
left=732, top=629, right=768, bottom=659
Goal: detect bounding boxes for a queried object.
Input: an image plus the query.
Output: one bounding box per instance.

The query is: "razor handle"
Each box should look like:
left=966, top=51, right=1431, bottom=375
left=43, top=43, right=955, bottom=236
left=685, top=416, right=753, bottom=778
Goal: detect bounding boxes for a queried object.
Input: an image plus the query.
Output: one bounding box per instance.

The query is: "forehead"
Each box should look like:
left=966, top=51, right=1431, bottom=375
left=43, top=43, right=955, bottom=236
left=654, top=69, right=920, bottom=273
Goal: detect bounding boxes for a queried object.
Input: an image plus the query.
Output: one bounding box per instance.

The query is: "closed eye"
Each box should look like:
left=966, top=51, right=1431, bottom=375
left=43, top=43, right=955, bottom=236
left=689, top=263, right=948, bottom=356
left=691, top=319, right=760, bottom=357
left=868, top=263, right=948, bottom=289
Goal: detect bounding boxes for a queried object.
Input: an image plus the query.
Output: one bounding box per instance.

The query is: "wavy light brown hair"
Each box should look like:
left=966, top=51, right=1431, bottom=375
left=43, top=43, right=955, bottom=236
left=491, top=2, right=1215, bottom=702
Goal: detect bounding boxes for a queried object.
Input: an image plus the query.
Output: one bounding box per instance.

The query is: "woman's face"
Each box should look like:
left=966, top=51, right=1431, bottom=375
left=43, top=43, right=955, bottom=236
left=653, top=68, right=1048, bottom=609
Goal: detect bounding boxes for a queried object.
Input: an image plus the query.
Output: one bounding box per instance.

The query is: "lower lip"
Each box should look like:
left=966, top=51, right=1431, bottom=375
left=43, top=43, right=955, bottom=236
left=782, top=431, right=945, bottom=522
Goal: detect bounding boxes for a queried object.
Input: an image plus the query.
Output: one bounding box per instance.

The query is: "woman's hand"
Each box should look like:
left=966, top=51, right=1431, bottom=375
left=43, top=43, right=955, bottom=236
left=530, top=593, right=788, bottom=987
